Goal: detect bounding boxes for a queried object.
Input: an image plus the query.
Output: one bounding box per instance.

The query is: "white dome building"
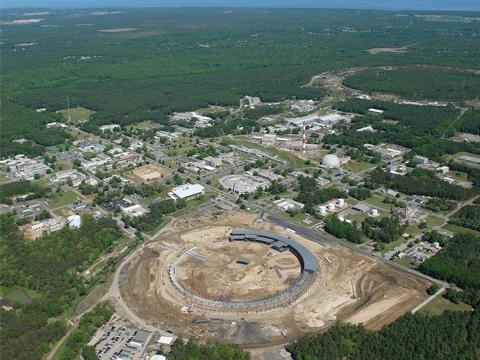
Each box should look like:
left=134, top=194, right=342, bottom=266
left=321, top=154, right=340, bottom=168
left=67, top=215, right=81, bottom=229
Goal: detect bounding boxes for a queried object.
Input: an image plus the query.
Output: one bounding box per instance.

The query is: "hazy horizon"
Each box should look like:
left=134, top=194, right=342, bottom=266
left=2, top=0, right=480, bottom=11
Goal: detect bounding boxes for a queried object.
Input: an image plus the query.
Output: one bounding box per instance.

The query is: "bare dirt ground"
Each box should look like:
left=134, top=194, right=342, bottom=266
left=120, top=211, right=430, bottom=352
left=126, top=164, right=172, bottom=182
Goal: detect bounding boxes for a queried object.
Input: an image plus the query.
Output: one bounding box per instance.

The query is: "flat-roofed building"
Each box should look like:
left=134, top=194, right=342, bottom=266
left=262, top=134, right=277, bottom=145
left=458, top=155, right=480, bottom=166
left=368, top=108, right=384, bottom=115
left=168, top=184, right=205, bottom=201
left=413, top=155, right=429, bottom=165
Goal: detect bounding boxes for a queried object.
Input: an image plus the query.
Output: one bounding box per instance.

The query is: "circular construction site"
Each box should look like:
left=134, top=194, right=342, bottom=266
left=170, top=230, right=318, bottom=313
left=119, top=211, right=431, bottom=347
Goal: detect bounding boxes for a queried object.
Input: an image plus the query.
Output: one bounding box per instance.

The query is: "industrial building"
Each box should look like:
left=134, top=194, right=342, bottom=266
left=436, top=166, right=449, bottom=174
left=168, top=184, right=205, bottom=201
left=368, top=108, right=384, bottom=115
left=458, top=155, right=480, bottom=166
left=273, top=198, right=305, bottom=211
left=229, top=230, right=318, bottom=274
left=412, top=155, right=429, bottom=165
left=352, top=203, right=370, bottom=212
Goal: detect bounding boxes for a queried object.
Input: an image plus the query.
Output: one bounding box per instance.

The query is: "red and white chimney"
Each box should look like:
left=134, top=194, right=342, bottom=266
left=302, top=121, right=306, bottom=154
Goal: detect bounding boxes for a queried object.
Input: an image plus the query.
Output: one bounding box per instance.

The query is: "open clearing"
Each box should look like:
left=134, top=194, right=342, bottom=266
left=98, top=28, right=139, bottom=32
left=119, top=211, right=430, bottom=348
left=58, top=107, right=95, bottom=123
left=126, top=164, right=172, bottom=182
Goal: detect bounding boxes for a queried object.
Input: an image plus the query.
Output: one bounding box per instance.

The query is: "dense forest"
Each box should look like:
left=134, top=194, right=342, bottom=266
left=364, top=168, right=480, bottom=201
left=342, top=68, right=480, bottom=101
left=287, top=310, right=480, bottom=360
left=294, top=176, right=348, bottom=214
left=449, top=205, right=480, bottom=231
left=0, top=216, right=122, bottom=314
left=0, top=304, right=68, bottom=360
left=0, top=180, right=52, bottom=202
left=333, top=98, right=460, bottom=135
left=457, top=108, right=480, bottom=135
left=2, top=8, right=480, bottom=153
left=419, top=234, right=480, bottom=295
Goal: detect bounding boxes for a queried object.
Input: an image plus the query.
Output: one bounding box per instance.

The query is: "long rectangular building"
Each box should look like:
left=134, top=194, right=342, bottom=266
left=229, top=230, right=318, bottom=273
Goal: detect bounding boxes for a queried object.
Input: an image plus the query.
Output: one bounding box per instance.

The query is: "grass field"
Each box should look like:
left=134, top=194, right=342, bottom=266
left=50, top=191, right=79, bottom=208
left=393, top=256, right=417, bottom=269
left=59, top=107, right=95, bottom=123
left=235, top=140, right=308, bottom=168
left=424, top=216, right=445, bottom=227
left=445, top=171, right=469, bottom=182
left=67, top=130, right=88, bottom=140
left=131, top=121, right=154, bottom=129
left=404, top=225, right=425, bottom=237
left=364, top=196, right=393, bottom=211
left=51, top=338, right=69, bottom=360
left=378, top=237, right=408, bottom=255
left=442, top=224, right=480, bottom=237
left=345, top=210, right=390, bottom=224
left=0, top=174, right=9, bottom=182
left=344, top=160, right=377, bottom=173
left=417, top=295, right=472, bottom=316
left=32, top=178, right=52, bottom=188
left=279, top=210, right=308, bottom=222
left=52, top=162, right=72, bottom=172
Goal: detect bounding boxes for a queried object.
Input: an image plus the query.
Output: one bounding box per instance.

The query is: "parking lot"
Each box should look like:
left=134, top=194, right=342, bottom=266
left=91, top=324, right=137, bottom=360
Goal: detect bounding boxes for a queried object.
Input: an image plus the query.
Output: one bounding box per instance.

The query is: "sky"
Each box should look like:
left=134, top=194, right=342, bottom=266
left=2, top=0, right=480, bottom=11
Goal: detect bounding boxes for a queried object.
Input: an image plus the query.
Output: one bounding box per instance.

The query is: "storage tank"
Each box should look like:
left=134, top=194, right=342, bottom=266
left=68, top=215, right=81, bottom=229
left=371, top=209, right=378, bottom=216
left=337, top=198, right=344, bottom=207
left=319, top=206, right=326, bottom=214
left=328, top=203, right=336, bottom=210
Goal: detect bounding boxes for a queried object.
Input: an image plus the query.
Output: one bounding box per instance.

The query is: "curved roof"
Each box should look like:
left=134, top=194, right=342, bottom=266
left=321, top=154, right=340, bottom=167
left=230, top=230, right=318, bottom=273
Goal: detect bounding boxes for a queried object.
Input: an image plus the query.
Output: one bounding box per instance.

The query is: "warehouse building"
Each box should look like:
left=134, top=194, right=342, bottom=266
left=458, top=155, right=480, bottom=166
left=168, top=184, right=205, bottom=201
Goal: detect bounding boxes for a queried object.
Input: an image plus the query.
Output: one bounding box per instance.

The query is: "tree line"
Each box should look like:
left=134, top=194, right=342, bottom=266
left=287, top=310, right=480, bottom=360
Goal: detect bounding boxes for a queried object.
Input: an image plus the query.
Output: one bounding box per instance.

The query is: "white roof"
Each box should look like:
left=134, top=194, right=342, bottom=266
left=171, top=184, right=204, bottom=199
left=151, top=356, right=167, bottom=360
left=157, top=336, right=174, bottom=345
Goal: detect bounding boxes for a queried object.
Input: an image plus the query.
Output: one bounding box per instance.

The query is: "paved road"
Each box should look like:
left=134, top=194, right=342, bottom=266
left=411, top=287, right=446, bottom=314
left=245, top=203, right=450, bottom=288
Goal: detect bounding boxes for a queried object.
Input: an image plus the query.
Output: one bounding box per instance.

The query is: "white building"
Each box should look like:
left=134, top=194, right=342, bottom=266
left=168, top=184, right=205, bottom=201
left=155, top=131, right=179, bottom=141
left=99, top=124, right=120, bottom=132
left=368, top=108, right=384, bottom=115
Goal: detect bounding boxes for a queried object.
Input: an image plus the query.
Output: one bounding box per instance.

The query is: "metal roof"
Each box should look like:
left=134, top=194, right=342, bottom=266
left=171, top=184, right=204, bottom=199
left=132, top=330, right=151, bottom=344
left=459, top=155, right=480, bottom=164
left=353, top=203, right=370, bottom=212
left=230, top=230, right=317, bottom=273
left=237, top=258, right=251, bottom=264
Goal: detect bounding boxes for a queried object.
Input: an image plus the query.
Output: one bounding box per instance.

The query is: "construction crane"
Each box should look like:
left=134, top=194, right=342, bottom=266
left=188, top=269, right=194, bottom=313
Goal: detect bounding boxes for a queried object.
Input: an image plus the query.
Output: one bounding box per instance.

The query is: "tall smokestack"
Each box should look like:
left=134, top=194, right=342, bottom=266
left=302, top=121, right=306, bottom=154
